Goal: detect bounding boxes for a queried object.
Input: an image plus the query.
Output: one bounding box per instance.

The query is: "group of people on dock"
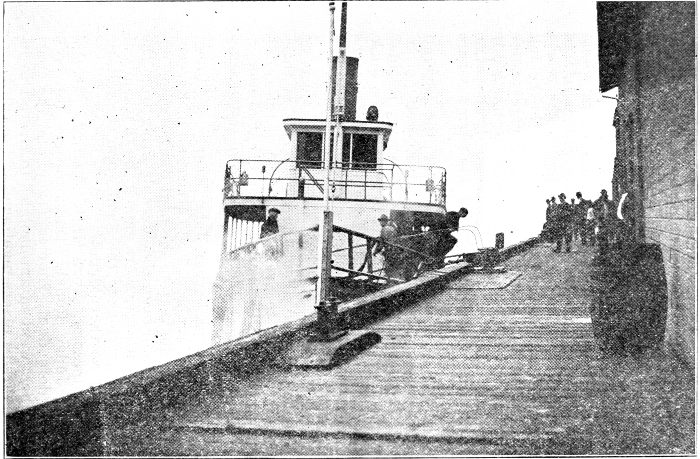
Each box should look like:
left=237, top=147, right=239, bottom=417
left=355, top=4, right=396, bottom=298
left=542, top=189, right=617, bottom=252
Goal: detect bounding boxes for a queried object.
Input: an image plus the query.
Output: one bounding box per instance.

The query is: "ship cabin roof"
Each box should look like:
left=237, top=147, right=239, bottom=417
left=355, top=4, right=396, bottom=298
left=283, top=118, right=393, bottom=170
left=282, top=118, right=393, bottom=139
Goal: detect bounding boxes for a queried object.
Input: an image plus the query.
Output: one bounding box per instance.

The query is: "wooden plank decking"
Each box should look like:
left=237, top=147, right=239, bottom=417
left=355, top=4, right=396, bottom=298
left=112, top=243, right=694, bottom=456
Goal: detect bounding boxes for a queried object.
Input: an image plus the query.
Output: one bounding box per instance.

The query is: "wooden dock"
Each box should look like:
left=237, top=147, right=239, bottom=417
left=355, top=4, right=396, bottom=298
left=107, top=243, right=694, bottom=455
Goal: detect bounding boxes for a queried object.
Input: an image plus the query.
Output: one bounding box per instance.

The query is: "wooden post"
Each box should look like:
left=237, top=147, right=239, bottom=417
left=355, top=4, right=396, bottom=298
left=347, top=233, right=354, bottom=272
left=316, top=210, right=334, bottom=304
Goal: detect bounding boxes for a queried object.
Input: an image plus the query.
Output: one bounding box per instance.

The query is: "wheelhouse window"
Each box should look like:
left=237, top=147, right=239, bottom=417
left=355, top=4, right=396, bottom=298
left=296, top=132, right=323, bottom=168
left=351, top=134, right=377, bottom=169
left=296, top=131, right=378, bottom=170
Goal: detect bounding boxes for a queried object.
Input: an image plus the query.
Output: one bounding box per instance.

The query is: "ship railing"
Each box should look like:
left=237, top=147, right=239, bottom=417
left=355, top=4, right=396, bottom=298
left=222, top=158, right=446, bottom=205
left=328, top=224, right=438, bottom=283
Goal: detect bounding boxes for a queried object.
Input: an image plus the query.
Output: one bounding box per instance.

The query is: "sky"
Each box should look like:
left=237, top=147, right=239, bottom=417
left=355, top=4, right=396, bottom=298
left=4, top=1, right=616, bottom=412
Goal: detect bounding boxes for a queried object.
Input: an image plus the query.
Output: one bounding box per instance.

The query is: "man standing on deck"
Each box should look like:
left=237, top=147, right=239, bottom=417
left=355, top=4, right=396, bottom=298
left=374, top=214, right=401, bottom=280
left=260, top=208, right=281, bottom=238
left=445, top=207, right=469, bottom=232
left=434, top=207, right=468, bottom=261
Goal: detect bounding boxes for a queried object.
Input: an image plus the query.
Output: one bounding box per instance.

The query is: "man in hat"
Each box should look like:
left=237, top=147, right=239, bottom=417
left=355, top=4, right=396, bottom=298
left=542, top=198, right=552, bottom=241
left=260, top=208, right=281, bottom=239
left=374, top=214, right=401, bottom=280
left=445, top=207, right=469, bottom=232
left=430, top=207, right=468, bottom=263
left=373, top=214, right=397, bottom=255
left=575, top=191, right=593, bottom=245
left=554, top=193, right=573, bottom=253
left=593, top=189, right=615, bottom=252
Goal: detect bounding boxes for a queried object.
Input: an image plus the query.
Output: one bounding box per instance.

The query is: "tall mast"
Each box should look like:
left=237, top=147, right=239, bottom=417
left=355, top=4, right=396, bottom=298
left=332, top=2, right=347, bottom=179
left=316, top=2, right=337, bottom=306
left=316, top=1, right=347, bottom=308
left=322, top=2, right=335, bottom=210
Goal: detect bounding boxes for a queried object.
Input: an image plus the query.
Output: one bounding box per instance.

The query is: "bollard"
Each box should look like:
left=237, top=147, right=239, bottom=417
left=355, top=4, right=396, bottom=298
left=478, top=247, right=500, bottom=269
left=495, top=232, right=504, bottom=250
left=312, top=297, right=348, bottom=342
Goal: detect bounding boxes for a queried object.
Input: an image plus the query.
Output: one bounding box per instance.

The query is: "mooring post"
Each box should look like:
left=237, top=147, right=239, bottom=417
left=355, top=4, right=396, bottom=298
left=313, top=296, right=347, bottom=342
left=316, top=210, right=334, bottom=304
left=496, top=232, right=504, bottom=250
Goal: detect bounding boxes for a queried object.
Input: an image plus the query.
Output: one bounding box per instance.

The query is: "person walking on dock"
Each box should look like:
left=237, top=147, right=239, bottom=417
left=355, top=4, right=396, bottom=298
left=575, top=192, right=593, bottom=245
left=586, top=206, right=596, bottom=246
left=543, top=199, right=552, bottom=241
left=570, top=198, right=580, bottom=243
left=543, top=199, right=557, bottom=242
left=260, top=208, right=281, bottom=238
left=593, top=189, right=615, bottom=252
left=554, top=193, right=573, bottom=253
left=549, top=195, right=557, bottom=243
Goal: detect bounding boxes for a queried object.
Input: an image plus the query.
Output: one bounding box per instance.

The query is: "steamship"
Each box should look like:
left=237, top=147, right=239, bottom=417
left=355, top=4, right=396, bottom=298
left=212, top=3, right=450, bottom=344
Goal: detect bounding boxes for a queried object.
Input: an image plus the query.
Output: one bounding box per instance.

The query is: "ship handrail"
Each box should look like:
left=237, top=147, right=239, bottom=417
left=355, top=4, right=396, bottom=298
left=230, top=177, right=438, bottom=191
left=266, top=157, right=292, bottom=197
left=332, top=224, right=435, bottom=260
left=295, top=225, right=437, bottom=279
left=224, top=158, right=447, bottom=205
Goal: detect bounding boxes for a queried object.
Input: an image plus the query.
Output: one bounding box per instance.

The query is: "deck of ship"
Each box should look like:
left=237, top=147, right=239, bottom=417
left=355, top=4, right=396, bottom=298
left=111, top=243, right=694, bottom=455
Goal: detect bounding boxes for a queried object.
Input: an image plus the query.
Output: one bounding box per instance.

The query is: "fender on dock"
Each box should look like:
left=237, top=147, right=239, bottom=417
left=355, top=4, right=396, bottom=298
left=286, top=330, right=382, bottom=368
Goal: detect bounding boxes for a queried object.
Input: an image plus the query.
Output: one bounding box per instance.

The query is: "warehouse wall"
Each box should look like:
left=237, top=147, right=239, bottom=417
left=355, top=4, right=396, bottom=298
left=613, top=2, right=695, bottom=365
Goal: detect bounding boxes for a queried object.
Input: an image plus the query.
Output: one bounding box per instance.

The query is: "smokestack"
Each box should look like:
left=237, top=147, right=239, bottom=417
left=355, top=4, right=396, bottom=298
left=331, top=56, right=359, bottom=121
